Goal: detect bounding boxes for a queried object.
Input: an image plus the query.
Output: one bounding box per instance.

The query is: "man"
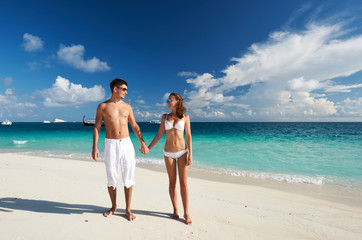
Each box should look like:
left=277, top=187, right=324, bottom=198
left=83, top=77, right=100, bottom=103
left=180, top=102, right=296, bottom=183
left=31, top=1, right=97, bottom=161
left=92, top=78, right=149, bottom=221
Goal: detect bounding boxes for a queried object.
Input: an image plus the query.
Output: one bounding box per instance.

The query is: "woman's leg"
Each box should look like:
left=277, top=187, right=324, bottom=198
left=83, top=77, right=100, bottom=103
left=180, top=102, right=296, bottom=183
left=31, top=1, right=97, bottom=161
left=164, top=156, right=179, bottom=219
left=178, top=152, right=192, bottom=225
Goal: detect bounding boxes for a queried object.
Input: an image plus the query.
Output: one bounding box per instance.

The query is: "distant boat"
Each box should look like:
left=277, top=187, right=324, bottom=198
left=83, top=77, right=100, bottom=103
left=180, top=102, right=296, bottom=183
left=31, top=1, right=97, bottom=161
left=83, top=115, right=104, bottom=126
left=43, top=120, right=51, bottom=123
left=149, top=119, right=161, bottom=124
left=53, top=118, right=67, bottom=123
left=1, top=119, right=12, bottom=125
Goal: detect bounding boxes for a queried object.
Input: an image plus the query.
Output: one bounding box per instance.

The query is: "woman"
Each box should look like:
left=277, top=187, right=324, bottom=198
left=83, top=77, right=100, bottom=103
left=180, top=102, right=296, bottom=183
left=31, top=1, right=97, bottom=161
left=148, top=93, right=193, bottom=225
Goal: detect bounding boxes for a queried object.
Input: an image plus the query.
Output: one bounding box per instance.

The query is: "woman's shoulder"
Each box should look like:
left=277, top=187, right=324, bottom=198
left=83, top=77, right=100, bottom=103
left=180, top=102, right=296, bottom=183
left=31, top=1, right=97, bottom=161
left=161, top=113, right=168, bottom=121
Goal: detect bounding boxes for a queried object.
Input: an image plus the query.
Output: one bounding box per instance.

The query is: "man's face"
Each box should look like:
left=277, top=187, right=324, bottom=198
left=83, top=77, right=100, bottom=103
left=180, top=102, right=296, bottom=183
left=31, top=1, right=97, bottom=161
left=115, top=84, right=128, bottom=99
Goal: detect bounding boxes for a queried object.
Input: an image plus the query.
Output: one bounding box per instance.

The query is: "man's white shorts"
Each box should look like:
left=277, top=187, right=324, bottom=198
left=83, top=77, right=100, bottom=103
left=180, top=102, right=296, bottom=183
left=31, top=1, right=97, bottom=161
left=104, top=137, right=136, bottom=189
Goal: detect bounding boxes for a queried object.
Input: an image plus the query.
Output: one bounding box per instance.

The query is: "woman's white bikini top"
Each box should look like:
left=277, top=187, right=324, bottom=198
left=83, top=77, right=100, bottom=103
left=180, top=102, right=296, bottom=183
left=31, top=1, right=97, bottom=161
left=165, top=114, right=185, bottom=131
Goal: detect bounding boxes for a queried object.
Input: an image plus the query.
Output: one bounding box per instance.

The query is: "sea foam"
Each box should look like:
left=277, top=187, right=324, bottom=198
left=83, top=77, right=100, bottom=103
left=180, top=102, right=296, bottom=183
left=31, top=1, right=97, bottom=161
left=137, top=157, right=325, bottom=185
left=227, top=170, right=325, bottom=185
left=13, top=140, right=28, bottom=145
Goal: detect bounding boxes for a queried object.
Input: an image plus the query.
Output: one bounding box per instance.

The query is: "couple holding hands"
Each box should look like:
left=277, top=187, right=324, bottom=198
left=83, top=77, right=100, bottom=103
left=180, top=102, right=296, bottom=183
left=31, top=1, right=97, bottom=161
left=92, top=78, right=192, bottom=225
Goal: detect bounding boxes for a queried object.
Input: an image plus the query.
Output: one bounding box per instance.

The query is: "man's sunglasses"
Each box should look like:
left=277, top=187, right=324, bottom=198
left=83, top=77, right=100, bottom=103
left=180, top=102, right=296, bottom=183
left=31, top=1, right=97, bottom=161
left=117, top=87, right=128, bottom=91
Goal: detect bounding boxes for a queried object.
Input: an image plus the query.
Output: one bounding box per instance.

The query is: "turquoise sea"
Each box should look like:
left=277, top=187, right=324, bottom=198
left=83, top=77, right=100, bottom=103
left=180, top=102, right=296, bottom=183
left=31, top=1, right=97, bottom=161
left=1, top=122, right=362, bottom=191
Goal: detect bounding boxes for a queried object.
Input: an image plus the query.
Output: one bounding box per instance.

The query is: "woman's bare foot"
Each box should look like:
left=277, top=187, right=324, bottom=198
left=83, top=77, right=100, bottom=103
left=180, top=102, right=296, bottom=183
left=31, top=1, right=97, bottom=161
left=126, top=209, right=136, bottom=221
left=103, top=208, right=116, bottom=217
left=172, top=211, right=179, bottom=220
left=184, top=214, right=192, bottom=225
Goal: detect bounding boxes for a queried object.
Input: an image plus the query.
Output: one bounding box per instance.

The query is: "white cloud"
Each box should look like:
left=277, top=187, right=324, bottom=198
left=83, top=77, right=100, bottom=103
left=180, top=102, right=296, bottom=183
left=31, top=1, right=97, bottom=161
left=0, top=89, right=37, bottom=119
left=136, top=99, right=145, bottom=104
left=212, top=94, right=235, bottom=103
left=287, top=77, right=323, bottom=91
left=22, top=33, right=44, bottom=52
left=182, top=22, right=362, bottom=121
left=57, top=44, right=111, bottom=73
left=178, top=71, right=198, bottom=77
left=324, top=83, right=362, bottom=93
left=340, top=97, right=362, bottom=115
left=156, top=92, right=171, bottom=106
left=5, top=88, right=16, bottom=95
left=134, top=111, right=163, bottom=120
left=36, top=76, right=105, bottom=107
left=186, top=73, right=219, bottom=90
left=2, top=77, right=13, bottom=86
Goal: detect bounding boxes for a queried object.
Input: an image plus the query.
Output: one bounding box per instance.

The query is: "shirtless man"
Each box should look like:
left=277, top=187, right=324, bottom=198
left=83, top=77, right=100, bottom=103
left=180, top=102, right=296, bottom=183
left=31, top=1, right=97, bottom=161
left=92, top=78, right=149, bottom=221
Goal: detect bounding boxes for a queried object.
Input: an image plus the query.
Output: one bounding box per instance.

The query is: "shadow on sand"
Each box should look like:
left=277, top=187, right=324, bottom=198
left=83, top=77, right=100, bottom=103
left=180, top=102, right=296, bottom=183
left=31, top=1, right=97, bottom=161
left=0, top=197, right=172, bottom=219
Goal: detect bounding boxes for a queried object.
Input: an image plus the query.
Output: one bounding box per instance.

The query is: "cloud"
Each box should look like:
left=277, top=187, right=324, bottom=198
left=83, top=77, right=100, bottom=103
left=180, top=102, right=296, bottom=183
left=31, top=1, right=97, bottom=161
left=0, top=89, right=37, bottom=118
left=22, top=33, right=44, bottom=52
left=36, top=76, right=105, bottom=107
left=135, top=99, right=146, bottom=104
left=5, top=88, right=16, bottom=95
left=182, top=21, right=362, bottom=121
left=133, top=111, right=163, bottom=120
left=340, top=97, right=362, bottom=115
left=2, top=77, right=13, bottom=86
left=178, top=71, right=199, bottom=77
left=156, top=92, right=171, bottom=106
left=57, top=44, right=111, bottom=73
left=324, top=83, right=362, bottom=93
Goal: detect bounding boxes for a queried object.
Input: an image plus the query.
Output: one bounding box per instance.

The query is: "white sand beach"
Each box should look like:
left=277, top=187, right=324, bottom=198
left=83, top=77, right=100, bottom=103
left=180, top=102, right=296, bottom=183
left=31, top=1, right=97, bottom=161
left=0, top=153, right=361, bottom=240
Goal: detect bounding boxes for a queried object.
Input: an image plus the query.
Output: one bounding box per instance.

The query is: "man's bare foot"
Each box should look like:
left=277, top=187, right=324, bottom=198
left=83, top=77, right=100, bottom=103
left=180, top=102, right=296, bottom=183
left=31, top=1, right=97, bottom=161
left=103, top=208, right=116, bottom=217
left=184, top=214, right=192, bottom=225
left=172, top=211, right=179, bottom=220
left=126, top=210, right=136, bottom=221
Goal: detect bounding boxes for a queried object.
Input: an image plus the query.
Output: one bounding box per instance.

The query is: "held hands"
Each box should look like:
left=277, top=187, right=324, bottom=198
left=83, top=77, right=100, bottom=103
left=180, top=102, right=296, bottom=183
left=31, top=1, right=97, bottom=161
left=139, top=142, right=149, bottom=155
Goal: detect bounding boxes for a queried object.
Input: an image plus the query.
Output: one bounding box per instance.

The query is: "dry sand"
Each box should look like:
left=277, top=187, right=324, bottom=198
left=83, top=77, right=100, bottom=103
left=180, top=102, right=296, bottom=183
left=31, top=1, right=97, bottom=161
left=0, top=153, right=361, bottom=240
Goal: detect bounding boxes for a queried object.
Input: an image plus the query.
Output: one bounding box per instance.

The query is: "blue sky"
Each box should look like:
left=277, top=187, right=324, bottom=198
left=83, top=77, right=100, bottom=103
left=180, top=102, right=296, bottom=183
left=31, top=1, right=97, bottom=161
left=1, top=0, right=362, bottom=122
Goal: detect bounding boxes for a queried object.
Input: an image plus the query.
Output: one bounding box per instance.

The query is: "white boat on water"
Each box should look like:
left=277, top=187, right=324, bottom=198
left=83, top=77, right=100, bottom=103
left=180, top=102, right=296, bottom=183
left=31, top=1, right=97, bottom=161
left=53, top=118, right=67, bottom=123
left=149, top=119, right=161, bottom=124
left=1, top=119, right=12, bottom=125
left=43, top=120, right=51, bottom=123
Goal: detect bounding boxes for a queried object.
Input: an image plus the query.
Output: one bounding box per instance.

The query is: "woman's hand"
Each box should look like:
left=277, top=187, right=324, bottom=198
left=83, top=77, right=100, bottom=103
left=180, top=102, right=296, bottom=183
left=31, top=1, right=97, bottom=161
left=186, top=154, right=192, bottom=166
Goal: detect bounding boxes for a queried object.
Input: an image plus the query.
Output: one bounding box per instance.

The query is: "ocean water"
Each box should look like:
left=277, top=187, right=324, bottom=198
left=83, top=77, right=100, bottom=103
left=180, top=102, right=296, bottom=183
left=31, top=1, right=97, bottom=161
left=1, top=122, right=362, bottom=190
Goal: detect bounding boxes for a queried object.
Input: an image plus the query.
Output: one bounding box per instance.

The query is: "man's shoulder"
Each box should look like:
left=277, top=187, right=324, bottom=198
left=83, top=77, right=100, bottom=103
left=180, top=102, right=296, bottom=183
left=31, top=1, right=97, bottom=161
left=98, top=100, right=110, bottom=108
left=99, top=99, right=111, bottom=105
left=122, top=102, right=132, bottom=109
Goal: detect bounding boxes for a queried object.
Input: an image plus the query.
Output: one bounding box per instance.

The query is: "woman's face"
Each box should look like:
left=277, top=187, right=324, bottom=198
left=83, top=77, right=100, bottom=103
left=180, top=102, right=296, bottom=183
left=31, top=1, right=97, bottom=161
left=166, top=95, right=178, bottom=109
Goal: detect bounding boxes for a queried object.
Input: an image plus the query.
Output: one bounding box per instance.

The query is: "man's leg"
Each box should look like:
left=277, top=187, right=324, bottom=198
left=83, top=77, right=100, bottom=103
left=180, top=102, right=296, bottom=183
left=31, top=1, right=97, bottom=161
left=103, top=187, right=117, bottom=217
left=124, top=186, right=136, bottom=221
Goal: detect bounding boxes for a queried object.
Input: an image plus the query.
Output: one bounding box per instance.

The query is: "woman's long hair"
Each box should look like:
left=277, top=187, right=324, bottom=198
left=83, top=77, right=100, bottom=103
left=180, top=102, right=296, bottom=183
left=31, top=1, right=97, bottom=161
left=170, top=92, right=186, bottom=119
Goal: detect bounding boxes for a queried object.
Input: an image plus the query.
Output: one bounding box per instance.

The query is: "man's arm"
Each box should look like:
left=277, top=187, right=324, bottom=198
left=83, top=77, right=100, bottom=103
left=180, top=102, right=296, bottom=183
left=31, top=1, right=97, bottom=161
left=128, top=105, right=149, bottom=154
left=92, top=104, right=103, bottom=161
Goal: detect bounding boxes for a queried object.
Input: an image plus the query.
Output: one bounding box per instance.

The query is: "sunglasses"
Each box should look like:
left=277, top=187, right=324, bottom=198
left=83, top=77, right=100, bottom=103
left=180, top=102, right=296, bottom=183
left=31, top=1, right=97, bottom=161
left=166, top=99, right=172, bottom=103
left=117, top=87, right=128, bottom=91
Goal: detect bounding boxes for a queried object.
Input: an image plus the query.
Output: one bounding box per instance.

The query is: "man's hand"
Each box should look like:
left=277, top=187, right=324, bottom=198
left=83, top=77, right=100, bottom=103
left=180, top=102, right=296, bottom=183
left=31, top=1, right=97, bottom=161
left=92, top=147, right=99, bottom=161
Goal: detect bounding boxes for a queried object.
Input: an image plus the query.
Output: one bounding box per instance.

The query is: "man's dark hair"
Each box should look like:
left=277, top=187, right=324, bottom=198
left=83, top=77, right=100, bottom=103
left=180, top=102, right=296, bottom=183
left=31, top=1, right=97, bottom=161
left=110, top=78, right=127, bottom=92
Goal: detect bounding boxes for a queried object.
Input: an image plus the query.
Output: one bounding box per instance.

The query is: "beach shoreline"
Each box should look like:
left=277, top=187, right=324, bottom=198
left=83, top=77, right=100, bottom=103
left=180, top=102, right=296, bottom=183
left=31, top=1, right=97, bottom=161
left=137, top=161, right=362, bottom=209
left=2, top=150, right=362, bottom=208
left=1, top=153, right=361, bottom=240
